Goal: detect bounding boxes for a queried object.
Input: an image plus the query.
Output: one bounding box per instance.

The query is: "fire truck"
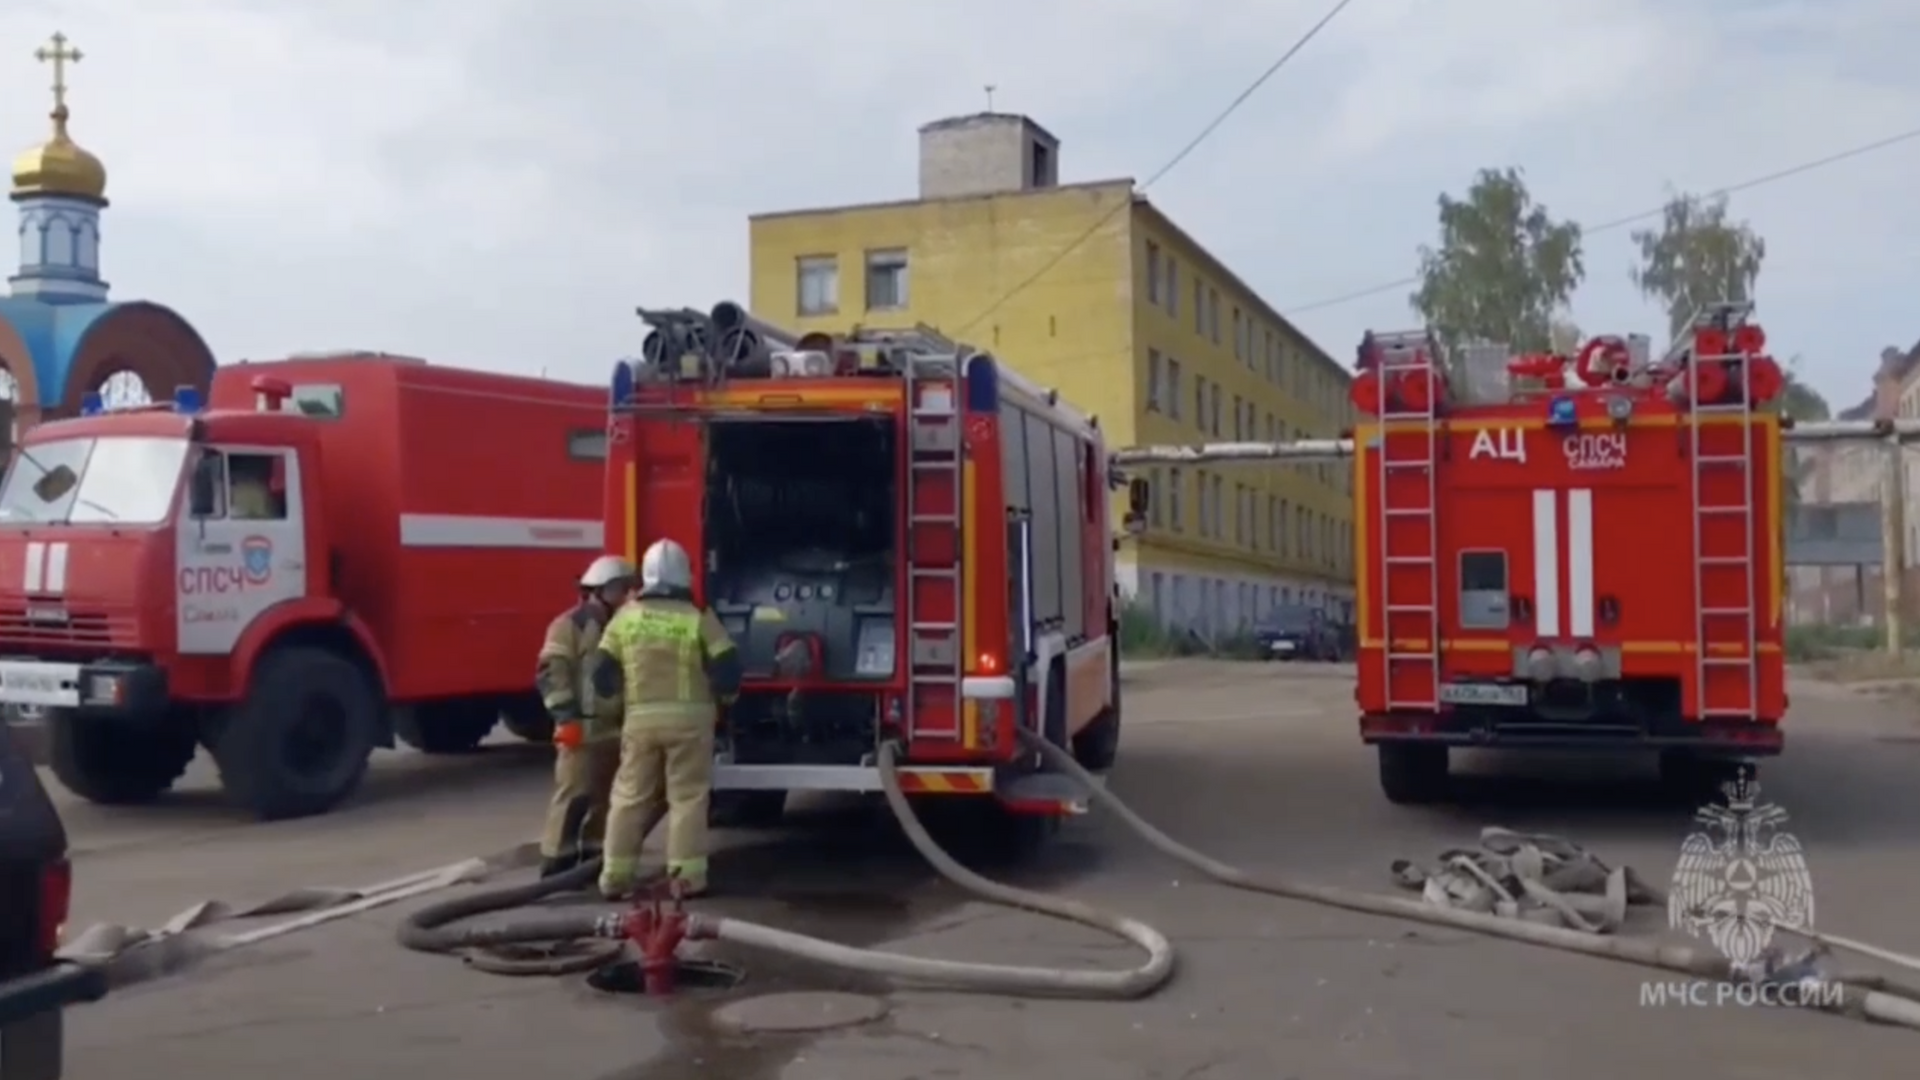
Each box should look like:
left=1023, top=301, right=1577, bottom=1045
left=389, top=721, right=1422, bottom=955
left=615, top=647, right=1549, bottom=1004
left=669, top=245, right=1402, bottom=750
left=1351, top=303, right=1789, bottom=803
left=605, top=301, right=1131, bottom=848
left=0, top=356, right=607, bottom=820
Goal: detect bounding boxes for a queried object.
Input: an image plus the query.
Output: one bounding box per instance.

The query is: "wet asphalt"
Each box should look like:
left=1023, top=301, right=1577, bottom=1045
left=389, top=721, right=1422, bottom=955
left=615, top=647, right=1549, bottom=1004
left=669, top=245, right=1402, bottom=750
left=44, top=660, right=1920, bottom=1079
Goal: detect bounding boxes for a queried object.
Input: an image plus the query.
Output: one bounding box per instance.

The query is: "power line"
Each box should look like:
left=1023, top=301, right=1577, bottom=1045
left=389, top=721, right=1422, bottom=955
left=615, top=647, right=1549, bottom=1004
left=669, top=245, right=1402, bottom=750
left=950, top=0, right=1357, bottom=339
left=1284, top=124, right=1920, bottom=316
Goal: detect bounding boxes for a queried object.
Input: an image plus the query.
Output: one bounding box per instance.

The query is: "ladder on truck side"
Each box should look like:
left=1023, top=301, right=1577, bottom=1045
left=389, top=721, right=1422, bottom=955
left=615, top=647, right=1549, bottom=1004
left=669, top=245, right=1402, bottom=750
left=1682, top=303, right=1762, bottom=720
left=1372, top=331, right=1443, bottom=711
left=897, top=342, right=968, bottom=749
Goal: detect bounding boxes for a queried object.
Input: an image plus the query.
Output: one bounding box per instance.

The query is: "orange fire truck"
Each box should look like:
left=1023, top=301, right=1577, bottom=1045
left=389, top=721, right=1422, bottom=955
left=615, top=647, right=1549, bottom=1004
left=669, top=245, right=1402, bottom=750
left=0, top=356, right=606, bottom=819
left=605, top=302, right=1130, bottom=847
left=1347, top=303, right=1790, bottom=803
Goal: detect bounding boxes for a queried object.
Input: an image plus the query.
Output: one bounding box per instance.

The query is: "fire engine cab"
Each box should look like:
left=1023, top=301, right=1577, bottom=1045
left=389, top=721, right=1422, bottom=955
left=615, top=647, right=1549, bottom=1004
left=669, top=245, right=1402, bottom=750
left=0, top=357, right=605, bottom=820
left=607, top=302, right=1132, bottom=851
left=1351, top=303, right=1788, bottom=804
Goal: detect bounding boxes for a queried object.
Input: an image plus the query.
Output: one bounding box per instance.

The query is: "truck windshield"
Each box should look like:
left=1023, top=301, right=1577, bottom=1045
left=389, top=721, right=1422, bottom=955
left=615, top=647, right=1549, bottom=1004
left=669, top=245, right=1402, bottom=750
left=0, top=436, right=190, bottom=525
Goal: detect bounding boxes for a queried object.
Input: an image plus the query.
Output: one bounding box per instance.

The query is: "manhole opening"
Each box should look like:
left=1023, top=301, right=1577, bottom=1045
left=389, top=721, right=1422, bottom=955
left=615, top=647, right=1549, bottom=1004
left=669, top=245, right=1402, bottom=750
left=587, top=957, right=746, bottom=995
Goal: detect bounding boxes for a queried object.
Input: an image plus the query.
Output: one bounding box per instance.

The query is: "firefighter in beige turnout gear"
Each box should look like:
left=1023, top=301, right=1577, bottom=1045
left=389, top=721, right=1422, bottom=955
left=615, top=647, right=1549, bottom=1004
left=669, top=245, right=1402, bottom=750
left=535, top=555, right=637, bottom=879
left=591, top=538, right=741, bottom=899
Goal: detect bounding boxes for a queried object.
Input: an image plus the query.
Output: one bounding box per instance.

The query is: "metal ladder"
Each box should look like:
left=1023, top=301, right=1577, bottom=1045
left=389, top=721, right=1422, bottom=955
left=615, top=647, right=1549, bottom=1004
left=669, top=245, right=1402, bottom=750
left=901, top=349, right=967, bottom=745
left=1372, top=331, right=1443, bottom=710
left=1683, top=303, right=1761, bottom=718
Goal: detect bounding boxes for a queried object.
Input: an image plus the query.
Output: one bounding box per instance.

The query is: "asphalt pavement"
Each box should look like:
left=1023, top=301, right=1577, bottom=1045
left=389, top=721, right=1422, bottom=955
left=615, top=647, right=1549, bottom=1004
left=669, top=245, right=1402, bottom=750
left=43, top=661, right=1920, bottom=1079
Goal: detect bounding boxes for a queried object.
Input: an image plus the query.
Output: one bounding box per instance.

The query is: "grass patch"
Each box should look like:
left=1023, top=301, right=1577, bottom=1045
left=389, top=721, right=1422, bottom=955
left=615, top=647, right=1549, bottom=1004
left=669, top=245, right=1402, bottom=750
left=1118, top=600, right=1264, bottom=660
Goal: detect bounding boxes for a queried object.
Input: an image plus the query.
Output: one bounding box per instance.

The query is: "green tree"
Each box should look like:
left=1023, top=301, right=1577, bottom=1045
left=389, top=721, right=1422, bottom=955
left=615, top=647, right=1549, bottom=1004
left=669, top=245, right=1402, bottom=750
left=1631, top=190, right=1767, bottom=340
left=1778, top=356, right=1831, bottom=515
left=1411, top=167, right=1585, bottom=356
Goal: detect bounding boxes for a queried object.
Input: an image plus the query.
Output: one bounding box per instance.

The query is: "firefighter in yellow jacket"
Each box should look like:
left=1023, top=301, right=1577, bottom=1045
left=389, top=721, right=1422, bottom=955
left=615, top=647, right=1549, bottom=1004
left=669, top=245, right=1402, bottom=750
left=591, top=538, right=740, bottom=899
left=534, top=554, right=637, bottom=878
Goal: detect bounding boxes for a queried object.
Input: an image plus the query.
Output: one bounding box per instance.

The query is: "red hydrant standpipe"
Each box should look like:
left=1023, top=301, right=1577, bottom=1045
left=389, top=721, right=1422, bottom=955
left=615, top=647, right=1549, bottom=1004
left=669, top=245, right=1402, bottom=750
left=621, top=881, right=693, bottom=995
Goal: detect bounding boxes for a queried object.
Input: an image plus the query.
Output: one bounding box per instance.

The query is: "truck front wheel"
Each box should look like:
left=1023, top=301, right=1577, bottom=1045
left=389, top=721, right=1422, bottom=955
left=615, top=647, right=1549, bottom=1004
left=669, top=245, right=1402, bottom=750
left=47, top=712, right=196, bottom=805
left=213, top=647, right=378, bottom=821
left=1378, top=743, right=1449, bottom=805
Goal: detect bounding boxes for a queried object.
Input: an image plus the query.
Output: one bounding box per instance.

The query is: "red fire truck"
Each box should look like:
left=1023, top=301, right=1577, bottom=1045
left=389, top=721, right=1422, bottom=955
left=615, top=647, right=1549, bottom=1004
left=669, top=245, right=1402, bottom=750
left=1351, top=304, right=1788, bottom=803
left=606, top=302, right=1130, bottom=848
left=0, top=356, right=607, bottom=819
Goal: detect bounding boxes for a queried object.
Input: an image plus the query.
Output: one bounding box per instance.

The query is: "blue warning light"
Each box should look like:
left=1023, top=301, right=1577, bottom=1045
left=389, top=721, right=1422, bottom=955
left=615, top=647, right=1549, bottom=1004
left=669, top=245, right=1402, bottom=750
left=172, top=386, right=204, bottom=414
left=78, top=391, right=104, bottom=416
left=1547, top=396, right=1578, bottom=427
left=609, top=359, right=635, bottom=409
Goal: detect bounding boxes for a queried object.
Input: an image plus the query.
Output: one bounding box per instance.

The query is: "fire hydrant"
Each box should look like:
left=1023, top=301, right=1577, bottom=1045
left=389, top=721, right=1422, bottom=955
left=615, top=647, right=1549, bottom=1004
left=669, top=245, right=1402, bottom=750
left=619, top=879, right=691, bottom=995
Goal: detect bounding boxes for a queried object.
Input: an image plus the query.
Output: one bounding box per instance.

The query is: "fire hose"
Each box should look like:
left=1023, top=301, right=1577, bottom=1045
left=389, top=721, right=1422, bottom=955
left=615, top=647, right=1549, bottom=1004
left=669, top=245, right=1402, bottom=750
left=396, top=732, right=1920, bottom=1028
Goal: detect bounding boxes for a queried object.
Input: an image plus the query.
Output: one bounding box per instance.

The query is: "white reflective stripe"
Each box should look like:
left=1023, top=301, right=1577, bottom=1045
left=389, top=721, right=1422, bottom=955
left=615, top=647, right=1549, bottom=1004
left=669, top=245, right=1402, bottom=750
left=961, top=675, right=1015, bottom=700
left=1566, top=488, right=1595, bottom=637
left=1531, top=489, right=1560, bottom=637
left=398, top=514, right=604, bottom=550
left=22, top=541, right=44, bottom=592
left=44, top=541, right=68, bottom=595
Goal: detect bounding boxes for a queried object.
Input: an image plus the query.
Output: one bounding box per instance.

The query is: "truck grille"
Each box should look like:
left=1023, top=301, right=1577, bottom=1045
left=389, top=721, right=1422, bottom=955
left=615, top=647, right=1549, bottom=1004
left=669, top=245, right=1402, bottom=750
left=0, top=605, right=134, bottom=649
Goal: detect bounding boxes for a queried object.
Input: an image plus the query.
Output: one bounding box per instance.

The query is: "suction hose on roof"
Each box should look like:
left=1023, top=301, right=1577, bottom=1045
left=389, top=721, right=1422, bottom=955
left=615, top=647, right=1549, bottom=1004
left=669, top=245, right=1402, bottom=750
left=398, top=730, right=1920, bottom=1024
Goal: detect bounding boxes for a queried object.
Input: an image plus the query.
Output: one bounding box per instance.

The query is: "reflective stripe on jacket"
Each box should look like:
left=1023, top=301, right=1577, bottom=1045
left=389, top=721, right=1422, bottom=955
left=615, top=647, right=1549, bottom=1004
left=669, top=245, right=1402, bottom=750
left=597, top=596, right=737, bottom=725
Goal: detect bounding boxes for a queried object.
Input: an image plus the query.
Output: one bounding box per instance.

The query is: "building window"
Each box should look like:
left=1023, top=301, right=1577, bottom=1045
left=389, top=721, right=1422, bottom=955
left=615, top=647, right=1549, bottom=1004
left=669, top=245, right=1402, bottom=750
left=1208, top=382, right=1222, bottom=437
left=796, top=255, right=838, bottom=316
left=1147, top=349, right=1166, bottom=412
left=1146, top=243, right=1163, bottom=307
left=1264, top=330, right=1277, bottom=382
left=1165, top=259, right=1179, bottom=318
left=1267, top=495, right=1279, bottom=552
left=864, top=248, right=908, bottom=310
left=1210, top=475, right=1224, bottom=537
left=1208, top=289, right=1221, bottom=345
left=1194, top=376, right=1209, bottom=432
left=1232, top=308, right=1244, bottom=361
left=1149, top=467, right=1165, bottom=528
left=1168, top=468, right=1184, bottom=532
left=1232, top=394, right=1244, bottom=439
left=1196, top=469, right=1212, bottom=537
left=1166, top=358, right=1183, bottom=420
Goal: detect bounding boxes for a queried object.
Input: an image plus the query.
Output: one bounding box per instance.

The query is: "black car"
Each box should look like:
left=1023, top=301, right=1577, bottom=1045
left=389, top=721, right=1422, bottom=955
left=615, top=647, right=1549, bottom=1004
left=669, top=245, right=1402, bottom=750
left=1253, top=606, right=1340, bottom=662
left=0, top=726, right=106, bottom=1080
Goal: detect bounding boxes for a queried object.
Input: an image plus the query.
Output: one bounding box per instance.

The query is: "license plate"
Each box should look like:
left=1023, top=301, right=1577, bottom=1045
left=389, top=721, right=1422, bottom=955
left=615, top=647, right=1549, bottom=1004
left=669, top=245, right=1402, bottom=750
left=1438, top=682, right=1529, bottom=707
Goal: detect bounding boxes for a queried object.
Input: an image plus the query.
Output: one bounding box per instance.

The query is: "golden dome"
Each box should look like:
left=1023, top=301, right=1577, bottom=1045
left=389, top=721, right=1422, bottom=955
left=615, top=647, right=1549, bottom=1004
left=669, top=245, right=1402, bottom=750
left=11, top=105, right=106, bottom=202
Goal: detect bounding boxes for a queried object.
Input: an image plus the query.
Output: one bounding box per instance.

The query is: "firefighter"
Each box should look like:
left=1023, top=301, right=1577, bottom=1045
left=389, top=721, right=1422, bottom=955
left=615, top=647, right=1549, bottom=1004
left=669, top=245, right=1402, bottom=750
left=591, top=538, right=740, bottom=899
left=534, top=554, right=636, bottom=879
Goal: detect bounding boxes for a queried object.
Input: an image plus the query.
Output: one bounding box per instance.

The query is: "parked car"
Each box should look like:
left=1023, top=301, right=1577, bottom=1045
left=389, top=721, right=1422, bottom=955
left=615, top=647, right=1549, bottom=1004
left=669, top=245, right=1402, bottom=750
left=0, top=725, right=106, bottom=1079
left=1253, top=606, right=1341, bottom=661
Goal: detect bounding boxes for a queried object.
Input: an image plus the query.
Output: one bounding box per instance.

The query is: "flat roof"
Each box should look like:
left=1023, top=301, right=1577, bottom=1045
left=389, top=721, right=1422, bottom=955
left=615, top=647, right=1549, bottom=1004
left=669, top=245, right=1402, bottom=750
left=747, top=177, right=1134, bottom=224
left=916, top=111, right=1062, bottom=147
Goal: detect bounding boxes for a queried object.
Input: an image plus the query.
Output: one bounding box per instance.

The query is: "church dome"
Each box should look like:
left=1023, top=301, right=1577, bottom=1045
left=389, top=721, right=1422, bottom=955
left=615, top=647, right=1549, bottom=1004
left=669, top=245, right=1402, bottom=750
left=11, top=105, right=107, bottom=203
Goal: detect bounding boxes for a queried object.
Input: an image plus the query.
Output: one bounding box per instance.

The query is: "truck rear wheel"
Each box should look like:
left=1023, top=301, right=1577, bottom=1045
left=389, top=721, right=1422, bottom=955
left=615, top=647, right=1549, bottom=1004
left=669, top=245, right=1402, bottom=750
left=47, top=712, right=196, bottom=805
left=500, top=707, right=554, bottom=744
left=1378, top=743, right=1449, bottom=805
left=711, top=791, right=788, bottom=829
left=214, top=647, right=377, bottom=821
left=1071, top=644, right=1123, bottom=772
left=396, top=704, right=496, bottom=754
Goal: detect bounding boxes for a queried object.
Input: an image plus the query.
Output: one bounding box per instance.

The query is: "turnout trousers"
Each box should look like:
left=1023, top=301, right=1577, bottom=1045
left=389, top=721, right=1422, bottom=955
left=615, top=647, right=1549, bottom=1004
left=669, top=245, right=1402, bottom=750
left=538, top=739, right=621, bottom=861
left=599, top=715, right=713, bottom=896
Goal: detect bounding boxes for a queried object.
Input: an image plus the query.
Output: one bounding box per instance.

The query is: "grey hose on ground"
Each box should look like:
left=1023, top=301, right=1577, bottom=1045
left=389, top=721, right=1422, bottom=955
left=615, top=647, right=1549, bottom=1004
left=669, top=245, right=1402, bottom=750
left=690, top=739, right=1176, bottom=998
left=1010, top=728, right=1920, bottom=1029
left=395, top=741, right=1177, bottom=998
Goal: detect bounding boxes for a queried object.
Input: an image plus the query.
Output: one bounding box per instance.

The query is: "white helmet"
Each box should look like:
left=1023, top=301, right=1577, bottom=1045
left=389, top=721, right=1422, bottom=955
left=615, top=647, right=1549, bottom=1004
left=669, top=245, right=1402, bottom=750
left=580, top=554, right=636, bottom=589
left=639, top=539, right=693, bottom=592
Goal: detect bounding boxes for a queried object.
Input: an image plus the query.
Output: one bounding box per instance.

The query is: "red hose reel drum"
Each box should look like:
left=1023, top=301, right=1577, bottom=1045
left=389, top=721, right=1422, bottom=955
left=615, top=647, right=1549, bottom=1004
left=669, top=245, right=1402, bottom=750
left=1349, top=367, right=1445, bottom=415
left=1574, top=336, right=1633, bottom=385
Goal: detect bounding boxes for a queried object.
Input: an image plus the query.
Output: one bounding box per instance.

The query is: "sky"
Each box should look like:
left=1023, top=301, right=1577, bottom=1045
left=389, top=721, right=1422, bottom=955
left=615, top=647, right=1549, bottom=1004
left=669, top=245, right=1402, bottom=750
left=0, top=0, right=1915, bottom=422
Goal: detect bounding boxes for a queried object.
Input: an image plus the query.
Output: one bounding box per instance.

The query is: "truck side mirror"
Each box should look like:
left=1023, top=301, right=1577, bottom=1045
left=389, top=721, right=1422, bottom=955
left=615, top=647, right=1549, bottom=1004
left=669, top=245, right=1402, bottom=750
left=30, top=465, right=76, bottom=504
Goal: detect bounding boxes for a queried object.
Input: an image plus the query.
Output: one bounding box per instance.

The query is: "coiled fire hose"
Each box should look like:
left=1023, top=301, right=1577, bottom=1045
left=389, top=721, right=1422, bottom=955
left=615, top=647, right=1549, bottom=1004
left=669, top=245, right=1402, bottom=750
left=397, top=732, right=1920, bottom=1026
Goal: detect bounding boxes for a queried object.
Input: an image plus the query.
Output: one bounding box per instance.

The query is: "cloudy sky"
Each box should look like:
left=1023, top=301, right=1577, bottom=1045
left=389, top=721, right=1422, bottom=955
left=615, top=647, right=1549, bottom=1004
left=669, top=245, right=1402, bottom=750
left=0, top=0, right=1914, bottom=418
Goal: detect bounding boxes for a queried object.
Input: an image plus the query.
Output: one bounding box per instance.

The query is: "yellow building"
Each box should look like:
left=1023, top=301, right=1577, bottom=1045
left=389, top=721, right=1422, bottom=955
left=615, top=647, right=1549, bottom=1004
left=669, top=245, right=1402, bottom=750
left=747, top=112, right=1355, bottom=633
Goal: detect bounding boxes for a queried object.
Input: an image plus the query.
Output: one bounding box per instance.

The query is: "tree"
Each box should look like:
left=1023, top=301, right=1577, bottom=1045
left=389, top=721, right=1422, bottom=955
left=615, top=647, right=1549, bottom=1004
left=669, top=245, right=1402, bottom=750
left=1778, top=357, right=1832, bottom=516
left=1631, top=190, right=1766, bottom=340
left=1411, top=167, right=1585, bottom=356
